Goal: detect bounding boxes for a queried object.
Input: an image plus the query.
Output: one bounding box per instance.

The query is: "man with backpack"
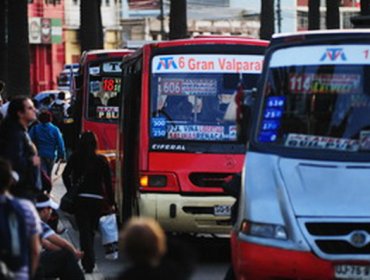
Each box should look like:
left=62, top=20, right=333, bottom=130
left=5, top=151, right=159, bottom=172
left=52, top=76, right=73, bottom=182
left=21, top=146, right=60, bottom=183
left=0, top=158, right=41, bottom=280
left=49, top=91, right=70, bottom=127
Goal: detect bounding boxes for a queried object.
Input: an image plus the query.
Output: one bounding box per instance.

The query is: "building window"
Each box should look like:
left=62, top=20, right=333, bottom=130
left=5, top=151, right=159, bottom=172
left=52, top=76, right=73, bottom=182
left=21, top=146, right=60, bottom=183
left=28, top=0, right=33, bottom=3
left=45, top=0, right=61, bottom=4
left=73, top=0, right=78, bottom=5
left=106, top=0, right=110, bottom=6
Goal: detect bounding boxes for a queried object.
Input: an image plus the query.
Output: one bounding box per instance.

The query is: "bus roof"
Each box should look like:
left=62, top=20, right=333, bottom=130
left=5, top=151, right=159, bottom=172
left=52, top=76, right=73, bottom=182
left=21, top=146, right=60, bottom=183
left=143, top=36, right=269, bottom=49
left=79, top=49, right=134, bottom=64
left=271, top=29, right=370, bottom=44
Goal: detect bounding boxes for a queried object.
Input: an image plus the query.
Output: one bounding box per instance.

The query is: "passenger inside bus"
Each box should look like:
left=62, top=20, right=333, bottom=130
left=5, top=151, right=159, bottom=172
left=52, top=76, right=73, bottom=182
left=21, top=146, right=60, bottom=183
left=197, top=96, right=223, bottom=123
left=162, top=96, right=193, bottom=121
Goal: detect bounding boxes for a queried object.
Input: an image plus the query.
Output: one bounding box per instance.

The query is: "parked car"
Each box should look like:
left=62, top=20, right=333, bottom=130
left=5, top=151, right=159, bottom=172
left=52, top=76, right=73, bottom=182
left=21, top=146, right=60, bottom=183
left=34, top=90, right=72, bottom=103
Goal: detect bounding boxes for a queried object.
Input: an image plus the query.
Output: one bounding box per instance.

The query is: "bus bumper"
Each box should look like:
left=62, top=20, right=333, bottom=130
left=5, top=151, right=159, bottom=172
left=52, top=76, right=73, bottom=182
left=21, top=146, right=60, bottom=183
left=139, top=193, right=235, bottom=234
left=231, top=231, right=347, bottom=280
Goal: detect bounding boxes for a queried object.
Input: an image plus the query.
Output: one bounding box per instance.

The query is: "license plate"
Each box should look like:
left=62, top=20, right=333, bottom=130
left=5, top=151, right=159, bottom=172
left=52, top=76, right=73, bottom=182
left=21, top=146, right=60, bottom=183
left=214, top=205, right=231, bottom=216
left=335, top=265, right=370, bottom=279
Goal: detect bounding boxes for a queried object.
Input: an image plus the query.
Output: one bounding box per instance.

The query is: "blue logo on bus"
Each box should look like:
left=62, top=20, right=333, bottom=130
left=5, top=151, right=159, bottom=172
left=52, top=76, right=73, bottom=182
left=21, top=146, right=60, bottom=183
left=157, top=57, right=178, bottom=70
left=320, top=48, right=347, bottom=62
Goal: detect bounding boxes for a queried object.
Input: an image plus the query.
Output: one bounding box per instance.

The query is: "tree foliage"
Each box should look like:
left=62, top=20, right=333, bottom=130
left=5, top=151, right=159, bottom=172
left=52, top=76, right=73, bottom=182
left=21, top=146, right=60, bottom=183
left=169, top=0, right=188, bottom=40
left=260, top=0, right=275, bottom=40
left=80, top=0, right=103, bottom=52
left=7, top=0, right=30, bottom=97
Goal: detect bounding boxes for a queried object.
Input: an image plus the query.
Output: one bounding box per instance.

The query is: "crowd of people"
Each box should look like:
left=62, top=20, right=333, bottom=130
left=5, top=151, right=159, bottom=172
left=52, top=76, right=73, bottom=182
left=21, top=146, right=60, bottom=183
left=0, top=95, right=193, bottom=280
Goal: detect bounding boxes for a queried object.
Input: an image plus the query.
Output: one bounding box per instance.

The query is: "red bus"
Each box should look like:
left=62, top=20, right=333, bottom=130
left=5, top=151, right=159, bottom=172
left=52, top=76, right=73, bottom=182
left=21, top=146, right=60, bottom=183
left=118, top=37, right=268, bottom=233
left=74, top=49, right=133, bottom=152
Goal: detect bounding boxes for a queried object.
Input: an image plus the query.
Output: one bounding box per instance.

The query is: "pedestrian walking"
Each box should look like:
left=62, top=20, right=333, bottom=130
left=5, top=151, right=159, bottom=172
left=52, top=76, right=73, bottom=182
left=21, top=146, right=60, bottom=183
left=0, top=158, right=41, bottom=280
left=29, top=111, right=66, bottom=181
left=0, top=96, right=42, bottom=198
left=62, top=131, right=115, bottom=273
left=35, top=193, right=85, bottom=280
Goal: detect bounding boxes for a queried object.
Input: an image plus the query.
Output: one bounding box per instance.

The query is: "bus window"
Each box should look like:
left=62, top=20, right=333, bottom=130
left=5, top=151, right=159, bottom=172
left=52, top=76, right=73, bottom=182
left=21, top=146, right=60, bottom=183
left=87, top=60, right=121, bottom=122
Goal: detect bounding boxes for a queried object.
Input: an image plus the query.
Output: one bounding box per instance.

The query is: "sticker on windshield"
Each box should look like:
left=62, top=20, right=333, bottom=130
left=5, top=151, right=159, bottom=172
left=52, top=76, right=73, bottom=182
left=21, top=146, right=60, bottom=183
left=284, top=133, right=359, bottom=152
left=359, top=131, right=370, bottom=151
left=96, top=106, right=119, bottom=120
left=151, top=117, right=167, bottom=138
left=167, top=124, right=236, bottom=141
left=89, top=66, right=100, bottom=75
left=288, top=73, right=361, bottom=94
left=258, top=131, right=277, bottom=143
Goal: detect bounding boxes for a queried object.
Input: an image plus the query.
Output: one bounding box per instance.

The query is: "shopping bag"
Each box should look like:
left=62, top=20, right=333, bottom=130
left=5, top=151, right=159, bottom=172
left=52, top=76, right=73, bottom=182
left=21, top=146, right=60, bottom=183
left=60, top=175, right=84, bottom=214
left=99, top=214, right=119, bottom=260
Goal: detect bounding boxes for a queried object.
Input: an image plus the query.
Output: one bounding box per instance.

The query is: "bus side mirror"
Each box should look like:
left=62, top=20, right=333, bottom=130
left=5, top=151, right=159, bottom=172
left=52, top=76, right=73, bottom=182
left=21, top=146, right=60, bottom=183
left=239, top=88, right=257, bottom=143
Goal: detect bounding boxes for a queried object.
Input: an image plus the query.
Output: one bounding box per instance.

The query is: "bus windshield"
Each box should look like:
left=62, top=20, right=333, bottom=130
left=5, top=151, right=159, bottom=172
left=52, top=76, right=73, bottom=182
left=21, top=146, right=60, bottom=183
left=257, top=44, right=370, bottom=153
left=87, top=60, right=121, bottom=122
left=150, top=54, right=262, bottom=142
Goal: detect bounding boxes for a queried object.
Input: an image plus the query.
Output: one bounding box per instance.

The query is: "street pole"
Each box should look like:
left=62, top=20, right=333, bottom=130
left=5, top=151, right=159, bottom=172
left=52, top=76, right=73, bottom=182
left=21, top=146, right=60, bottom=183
left=160, top=0, right=165, bottom=39
left=277, top=0, right=282, bottom=33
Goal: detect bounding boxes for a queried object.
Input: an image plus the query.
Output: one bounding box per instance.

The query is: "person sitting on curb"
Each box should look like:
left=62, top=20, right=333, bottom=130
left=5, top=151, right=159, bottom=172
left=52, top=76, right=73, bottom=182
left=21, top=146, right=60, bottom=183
left=35, top=193, right=85, bottom=280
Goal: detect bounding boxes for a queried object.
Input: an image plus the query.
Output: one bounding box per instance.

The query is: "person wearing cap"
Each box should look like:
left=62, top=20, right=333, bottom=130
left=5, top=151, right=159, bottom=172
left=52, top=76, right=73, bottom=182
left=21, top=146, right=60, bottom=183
left=35, top=193, right=85, bottom=280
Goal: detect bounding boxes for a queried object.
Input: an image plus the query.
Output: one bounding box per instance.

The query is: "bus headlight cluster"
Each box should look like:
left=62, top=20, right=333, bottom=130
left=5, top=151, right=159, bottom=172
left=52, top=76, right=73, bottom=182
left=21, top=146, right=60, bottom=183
left=241, top=220, right=288, bottom=240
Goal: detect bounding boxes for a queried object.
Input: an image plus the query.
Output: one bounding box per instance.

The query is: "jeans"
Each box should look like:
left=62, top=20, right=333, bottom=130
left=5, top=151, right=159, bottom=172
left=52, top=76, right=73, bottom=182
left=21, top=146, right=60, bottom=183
left=40, top=157, right=55, bottom=179
left=75, top=197, right=102, bottom=272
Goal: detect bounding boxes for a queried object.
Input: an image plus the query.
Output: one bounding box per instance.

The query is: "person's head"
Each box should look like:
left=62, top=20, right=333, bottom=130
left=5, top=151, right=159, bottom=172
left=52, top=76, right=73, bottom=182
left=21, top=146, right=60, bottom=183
left=120, top=218, right=167, bottom=266
left=35, top=193, right=58, bottom=222
left=0, top=158, right=13, bottom=194
left=57, top=91, right=66, bottom=101
left=7, top=96, right=37, bottom=125
left=38, top=111, right=52, bottom=124
left=77, top=131, right=98, bottom=156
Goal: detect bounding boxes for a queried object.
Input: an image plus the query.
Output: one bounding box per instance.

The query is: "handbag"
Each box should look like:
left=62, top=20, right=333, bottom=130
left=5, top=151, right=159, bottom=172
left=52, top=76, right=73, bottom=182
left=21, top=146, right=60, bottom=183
left=99, top=213, right=119, bottom=260
left=60, top=175, right=84, bottom=214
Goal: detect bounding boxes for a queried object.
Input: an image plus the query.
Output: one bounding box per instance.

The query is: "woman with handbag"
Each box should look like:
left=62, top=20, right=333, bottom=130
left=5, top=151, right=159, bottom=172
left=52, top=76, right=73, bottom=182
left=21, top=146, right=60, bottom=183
left=62, top=131, right=115, bottom=273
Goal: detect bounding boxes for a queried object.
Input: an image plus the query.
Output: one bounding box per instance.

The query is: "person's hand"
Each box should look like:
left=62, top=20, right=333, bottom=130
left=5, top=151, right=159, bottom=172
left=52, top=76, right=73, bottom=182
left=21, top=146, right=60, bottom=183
left=32, top=155, right=40, bottom=167
left=75, top=250, right=84, bottom=260
left=57, top=157, right=66, bottom=163
left=110, top=204, right=116, bottom=213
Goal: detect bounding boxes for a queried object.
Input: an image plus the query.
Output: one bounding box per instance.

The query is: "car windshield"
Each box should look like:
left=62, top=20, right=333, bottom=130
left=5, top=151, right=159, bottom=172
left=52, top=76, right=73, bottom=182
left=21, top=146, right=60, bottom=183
left=87, top=60, right=121, bottom=122
left=257, top=44, right=370, bottom=153
left=150, top=54, right=263, bottom=142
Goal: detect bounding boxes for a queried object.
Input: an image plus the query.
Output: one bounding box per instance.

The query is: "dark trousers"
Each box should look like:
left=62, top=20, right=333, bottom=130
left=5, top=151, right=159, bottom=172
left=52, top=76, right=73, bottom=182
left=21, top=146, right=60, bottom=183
left=75, top=197, right=102, bottom=271
left=36, top=248, right=85, bottom=280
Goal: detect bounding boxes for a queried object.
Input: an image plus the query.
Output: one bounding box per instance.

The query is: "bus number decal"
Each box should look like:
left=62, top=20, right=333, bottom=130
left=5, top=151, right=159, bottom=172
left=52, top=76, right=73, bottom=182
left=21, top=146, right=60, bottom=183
left=151, top=117, right=167, bottom=138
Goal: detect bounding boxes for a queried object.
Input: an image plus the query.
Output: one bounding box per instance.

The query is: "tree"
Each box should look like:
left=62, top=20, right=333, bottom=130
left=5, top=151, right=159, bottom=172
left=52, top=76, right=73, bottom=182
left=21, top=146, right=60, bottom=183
left=80, top=0, right=103, bottom=53
left=260, top=0, right=275, bottom=40
left=326, top=0, right=340, bottom=29
left=0, top=0, right=7, bottom=96
left=308, top=0, right=320, bottom=30
left=7, top=0, right=30, bottom=97
left=169, top=0, right=188, bottom=40
left=361, top=0, right=370, bottom=15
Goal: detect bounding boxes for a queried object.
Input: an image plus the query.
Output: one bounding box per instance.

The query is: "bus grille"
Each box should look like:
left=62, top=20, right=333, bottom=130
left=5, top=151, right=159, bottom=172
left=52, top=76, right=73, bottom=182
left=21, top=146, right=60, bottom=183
left=189, top=173, right=235, bottom=188
left=302, top=221, right=370, bottom=257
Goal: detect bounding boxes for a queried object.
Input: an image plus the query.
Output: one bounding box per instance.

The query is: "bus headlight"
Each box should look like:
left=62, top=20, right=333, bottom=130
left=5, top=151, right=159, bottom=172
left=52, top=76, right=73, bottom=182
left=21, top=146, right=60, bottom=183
left=241, top=220, right=288, bottom=240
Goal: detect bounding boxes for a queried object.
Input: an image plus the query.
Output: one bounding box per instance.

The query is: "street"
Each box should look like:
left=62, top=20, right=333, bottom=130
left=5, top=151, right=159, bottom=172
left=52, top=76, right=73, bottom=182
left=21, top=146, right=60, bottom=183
left=52, top=165, right=230, bottom=280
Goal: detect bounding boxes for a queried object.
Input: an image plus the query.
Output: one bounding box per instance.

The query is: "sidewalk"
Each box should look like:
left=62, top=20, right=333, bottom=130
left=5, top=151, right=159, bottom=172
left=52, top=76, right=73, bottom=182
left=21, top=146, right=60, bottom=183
left=50, top=164, right=123, bottom=280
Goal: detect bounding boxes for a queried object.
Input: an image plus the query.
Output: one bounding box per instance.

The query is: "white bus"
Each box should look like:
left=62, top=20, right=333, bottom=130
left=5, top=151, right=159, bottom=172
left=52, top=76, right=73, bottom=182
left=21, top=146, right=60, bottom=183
left=232, top=30, right=370, bottom=280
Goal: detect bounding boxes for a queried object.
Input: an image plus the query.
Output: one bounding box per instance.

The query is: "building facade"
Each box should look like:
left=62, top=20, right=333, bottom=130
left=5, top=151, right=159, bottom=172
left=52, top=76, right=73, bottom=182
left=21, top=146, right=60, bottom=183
left=28, top=0, right=64, bottom=94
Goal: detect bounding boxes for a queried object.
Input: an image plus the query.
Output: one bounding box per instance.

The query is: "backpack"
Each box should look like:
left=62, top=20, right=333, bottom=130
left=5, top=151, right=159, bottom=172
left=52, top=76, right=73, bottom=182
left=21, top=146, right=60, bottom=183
left=49, top=102, right=65, bottom=124
left=0, top=197, right=28, bottom=272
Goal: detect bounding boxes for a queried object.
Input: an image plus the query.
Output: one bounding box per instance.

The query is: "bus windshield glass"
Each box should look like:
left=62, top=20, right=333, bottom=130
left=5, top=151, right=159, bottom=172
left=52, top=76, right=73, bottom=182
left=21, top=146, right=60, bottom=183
left=87, top=60, right=121, bottom=122
left=257, top=44, right=370, bottom=153
left=150, top=54, right=263, bottom=142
